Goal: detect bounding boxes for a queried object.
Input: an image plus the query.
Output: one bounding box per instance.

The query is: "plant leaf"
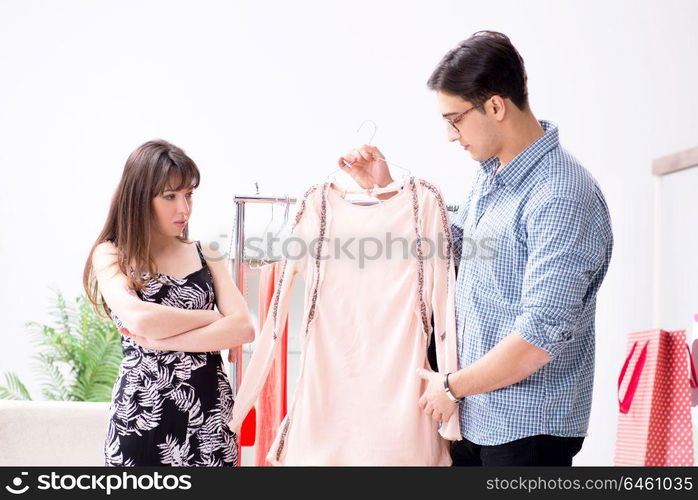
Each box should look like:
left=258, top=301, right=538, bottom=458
left=0, top=372, right=32, bottom=400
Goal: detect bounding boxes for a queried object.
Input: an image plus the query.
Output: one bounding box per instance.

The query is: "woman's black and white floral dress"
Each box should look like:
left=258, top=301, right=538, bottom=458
left=105, top=240, right=238, bottom=466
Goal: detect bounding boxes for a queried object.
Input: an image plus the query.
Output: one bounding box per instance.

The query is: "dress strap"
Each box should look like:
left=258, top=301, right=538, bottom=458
left=195, top=241, right=207, bottom=266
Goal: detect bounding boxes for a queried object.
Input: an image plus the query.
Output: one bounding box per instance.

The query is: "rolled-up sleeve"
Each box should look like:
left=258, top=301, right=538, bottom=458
left=514, top=196, right=605, bottom=359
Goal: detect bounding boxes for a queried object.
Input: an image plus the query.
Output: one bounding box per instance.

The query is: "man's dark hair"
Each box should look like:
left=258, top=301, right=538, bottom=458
left=427, top=31, right=529, bottom=111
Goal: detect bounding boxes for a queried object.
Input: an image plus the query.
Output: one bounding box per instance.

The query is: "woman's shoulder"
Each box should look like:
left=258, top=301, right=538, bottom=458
left=95, top=239, right=118, bottom=254
left=92, top=240, right=120, bottom=271
left=196, top=240, right=225, bottom=266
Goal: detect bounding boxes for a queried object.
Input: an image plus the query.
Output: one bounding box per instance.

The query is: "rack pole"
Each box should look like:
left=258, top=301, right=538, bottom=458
left=229, top=199, right=247, bottom=395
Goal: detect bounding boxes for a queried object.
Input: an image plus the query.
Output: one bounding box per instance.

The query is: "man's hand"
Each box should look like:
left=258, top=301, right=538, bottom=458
left=337, top=144, right=394, bottom=189
left=417, top=368, right=458, bottom=423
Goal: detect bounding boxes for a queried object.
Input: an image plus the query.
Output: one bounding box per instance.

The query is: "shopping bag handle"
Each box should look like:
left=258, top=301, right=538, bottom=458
left=687, top=344, right=698, bottom=389
left=618, top=340, right=649, bottom=414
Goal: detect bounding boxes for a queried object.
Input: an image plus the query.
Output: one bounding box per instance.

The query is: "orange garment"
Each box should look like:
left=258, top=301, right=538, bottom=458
left=254, top=261, right=288, bottom=466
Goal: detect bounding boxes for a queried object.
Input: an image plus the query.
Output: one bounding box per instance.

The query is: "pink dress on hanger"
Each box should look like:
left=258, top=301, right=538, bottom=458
left=228, top=177, right=461, bottom=465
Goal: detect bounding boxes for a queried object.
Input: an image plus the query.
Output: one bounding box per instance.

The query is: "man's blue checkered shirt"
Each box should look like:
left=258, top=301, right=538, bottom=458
left=450, top=120, right=613, bottom=445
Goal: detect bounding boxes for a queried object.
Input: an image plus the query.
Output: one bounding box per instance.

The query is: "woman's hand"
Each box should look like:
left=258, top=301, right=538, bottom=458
left=228, top=346, right=239, bottom=363
left=337, top=144, right=394, bottom=189
left=119, top=327, right=153, bottom=349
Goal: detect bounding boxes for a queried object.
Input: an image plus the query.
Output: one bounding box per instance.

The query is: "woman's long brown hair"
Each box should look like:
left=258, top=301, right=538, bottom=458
left=83, top=139, right=200, bottom=318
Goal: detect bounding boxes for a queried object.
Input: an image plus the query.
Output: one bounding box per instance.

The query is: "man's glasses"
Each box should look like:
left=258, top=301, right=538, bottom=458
left=444, top=103, right=482, bottom=135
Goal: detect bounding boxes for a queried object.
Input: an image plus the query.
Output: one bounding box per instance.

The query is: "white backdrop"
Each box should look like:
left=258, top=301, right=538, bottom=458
left=1, top=0, right=697, bottom=465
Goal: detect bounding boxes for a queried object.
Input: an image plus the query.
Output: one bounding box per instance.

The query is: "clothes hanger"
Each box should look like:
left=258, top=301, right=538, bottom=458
left=248, top=203, right=274, bottom=270
left=248, top=192, right=292, bottom=269
left=327, top=120, right=413, bottom=201
left=263, top=195, right=290, bottom=239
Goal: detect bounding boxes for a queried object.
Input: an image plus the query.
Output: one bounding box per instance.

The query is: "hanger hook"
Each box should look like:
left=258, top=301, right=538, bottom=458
left=357, top=120, right=377, bottom=145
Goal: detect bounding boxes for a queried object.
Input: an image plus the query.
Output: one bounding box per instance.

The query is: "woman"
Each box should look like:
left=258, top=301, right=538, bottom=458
left=83, top=139, right=254, bottom=466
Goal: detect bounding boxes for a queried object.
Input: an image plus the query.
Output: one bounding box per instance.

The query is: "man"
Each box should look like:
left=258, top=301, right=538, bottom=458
left=337, top=31, right=613, bottom=466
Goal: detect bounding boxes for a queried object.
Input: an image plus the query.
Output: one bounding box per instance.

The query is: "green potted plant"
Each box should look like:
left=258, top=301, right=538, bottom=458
left=0, top=289, right=123, bottom=402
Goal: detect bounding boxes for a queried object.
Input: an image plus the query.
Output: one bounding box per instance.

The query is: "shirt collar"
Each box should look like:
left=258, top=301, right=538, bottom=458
left=480, top=120, right=559, bottom=188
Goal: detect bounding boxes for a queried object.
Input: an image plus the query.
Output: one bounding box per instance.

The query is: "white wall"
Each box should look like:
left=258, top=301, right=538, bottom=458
left=1, top=0, right=697, bottom=465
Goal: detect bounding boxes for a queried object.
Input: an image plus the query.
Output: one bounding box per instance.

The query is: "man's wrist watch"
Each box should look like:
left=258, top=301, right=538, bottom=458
left=444, top=372, right=463, bottom=403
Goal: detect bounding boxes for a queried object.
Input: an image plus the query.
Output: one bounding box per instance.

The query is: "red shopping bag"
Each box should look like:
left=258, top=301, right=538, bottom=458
left=614, top=329, right=695, bottom=466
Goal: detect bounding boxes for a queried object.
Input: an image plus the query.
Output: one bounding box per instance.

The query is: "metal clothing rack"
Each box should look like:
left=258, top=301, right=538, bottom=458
left=227, top=190, right=460, bottom=394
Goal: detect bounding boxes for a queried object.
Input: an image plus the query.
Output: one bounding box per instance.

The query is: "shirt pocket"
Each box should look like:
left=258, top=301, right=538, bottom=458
left=470, top=276, right=521, bottom=318
left=468, top=216, right=525, bottom=307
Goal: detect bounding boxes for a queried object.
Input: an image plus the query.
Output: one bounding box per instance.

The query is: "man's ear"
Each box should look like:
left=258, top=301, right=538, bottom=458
left=489, top=95, right=507, bottom=121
